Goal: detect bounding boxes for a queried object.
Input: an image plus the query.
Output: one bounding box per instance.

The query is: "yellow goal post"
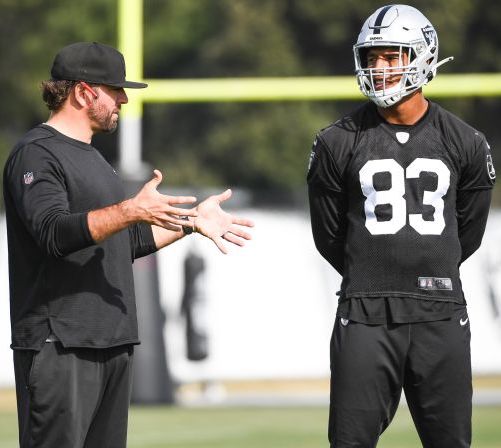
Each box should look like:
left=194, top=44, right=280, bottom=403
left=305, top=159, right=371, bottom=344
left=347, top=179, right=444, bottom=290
left=117, top=0, right=501, bottom=177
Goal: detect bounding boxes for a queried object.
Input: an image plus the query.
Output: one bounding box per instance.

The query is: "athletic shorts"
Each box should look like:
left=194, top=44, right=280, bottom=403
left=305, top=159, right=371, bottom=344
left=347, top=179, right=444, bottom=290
left=328, top=306, right=472, bottom=447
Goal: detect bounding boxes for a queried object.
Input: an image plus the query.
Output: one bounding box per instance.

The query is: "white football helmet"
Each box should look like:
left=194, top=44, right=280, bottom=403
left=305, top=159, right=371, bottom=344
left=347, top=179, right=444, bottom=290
left=353, top=4, right=453, bottom=108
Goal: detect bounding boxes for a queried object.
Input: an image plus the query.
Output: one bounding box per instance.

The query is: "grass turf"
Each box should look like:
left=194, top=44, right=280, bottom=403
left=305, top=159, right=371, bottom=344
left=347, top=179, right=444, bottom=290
left=1, top=405, right=500, bottom=447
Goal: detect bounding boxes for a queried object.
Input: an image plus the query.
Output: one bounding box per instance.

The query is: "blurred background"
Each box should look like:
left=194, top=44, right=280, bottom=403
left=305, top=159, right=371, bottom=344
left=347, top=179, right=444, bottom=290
left=1, top=0, right=501, bottom=446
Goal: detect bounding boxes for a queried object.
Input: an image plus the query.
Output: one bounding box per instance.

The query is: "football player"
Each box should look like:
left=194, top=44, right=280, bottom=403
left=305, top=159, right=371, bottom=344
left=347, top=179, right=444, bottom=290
left=307, top=4, right=495, bottom=447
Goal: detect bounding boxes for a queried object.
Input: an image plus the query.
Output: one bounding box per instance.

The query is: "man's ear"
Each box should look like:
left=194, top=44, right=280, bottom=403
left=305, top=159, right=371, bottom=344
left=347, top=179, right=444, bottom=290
left=73, top=83, right=93, bottom=108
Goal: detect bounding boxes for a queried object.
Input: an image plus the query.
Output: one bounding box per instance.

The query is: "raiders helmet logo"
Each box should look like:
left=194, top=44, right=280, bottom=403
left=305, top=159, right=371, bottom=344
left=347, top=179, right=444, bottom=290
left=421, top=25, right=436, bottom=46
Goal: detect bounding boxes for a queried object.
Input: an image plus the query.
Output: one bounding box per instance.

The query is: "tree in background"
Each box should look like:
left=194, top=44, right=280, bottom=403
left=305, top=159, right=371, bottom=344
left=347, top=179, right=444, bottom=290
left=0, top=0, right=116, bottom=196
left=0, top=0, right=499, bottom=204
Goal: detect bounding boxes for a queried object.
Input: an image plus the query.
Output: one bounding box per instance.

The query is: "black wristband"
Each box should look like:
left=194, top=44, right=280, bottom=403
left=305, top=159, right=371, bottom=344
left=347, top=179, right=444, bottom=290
left=180, top=216, right=194, bottom=235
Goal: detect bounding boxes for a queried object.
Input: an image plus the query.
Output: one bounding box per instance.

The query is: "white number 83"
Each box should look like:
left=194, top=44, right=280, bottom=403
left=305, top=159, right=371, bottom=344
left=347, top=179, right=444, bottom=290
left=359, top=158, right=450, bottom=235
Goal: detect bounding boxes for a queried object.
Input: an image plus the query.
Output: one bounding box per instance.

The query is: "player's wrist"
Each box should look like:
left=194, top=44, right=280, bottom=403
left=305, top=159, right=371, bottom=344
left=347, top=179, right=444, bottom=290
left=119, top=198, right=142, bottom=225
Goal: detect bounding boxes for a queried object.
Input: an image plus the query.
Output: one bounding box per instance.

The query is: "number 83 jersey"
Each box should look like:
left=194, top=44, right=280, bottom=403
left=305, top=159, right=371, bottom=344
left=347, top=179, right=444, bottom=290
left=307, top=101, right=495, bottom=303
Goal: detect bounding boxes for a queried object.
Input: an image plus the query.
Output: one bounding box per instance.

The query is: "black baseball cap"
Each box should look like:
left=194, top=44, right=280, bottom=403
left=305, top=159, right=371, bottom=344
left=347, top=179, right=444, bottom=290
left=50, top=42, right=148, bottom=89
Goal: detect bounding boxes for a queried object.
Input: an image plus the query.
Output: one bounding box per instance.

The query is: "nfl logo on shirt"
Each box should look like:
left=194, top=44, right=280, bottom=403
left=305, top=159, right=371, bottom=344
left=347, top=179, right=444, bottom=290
left=23, top=172, right=34, bottom=185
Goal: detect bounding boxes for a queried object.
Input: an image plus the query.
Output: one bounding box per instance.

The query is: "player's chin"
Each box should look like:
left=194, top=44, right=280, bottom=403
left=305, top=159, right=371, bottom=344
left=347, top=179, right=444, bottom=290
left=103, top=117, right=119, bottom=134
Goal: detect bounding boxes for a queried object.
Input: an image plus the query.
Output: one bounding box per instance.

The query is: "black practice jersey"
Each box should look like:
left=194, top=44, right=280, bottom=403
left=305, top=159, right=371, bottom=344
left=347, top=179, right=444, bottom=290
left=3, top=124, right=157, bottom=350
left=308, top=101, right=495, bottom=306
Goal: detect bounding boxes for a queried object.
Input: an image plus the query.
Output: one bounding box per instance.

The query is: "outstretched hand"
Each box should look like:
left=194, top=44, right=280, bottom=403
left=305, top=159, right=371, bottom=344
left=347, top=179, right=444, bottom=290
left=194, top=189, right=254, bottom=254
left=131, top=170, right=197, bottom=231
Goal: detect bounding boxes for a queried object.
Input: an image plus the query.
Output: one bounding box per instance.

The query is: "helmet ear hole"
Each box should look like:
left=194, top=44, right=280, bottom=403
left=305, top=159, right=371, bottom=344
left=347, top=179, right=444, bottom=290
left=408, top=48, right=417, bottom=64
left=358, top=47, right=369, bottom=67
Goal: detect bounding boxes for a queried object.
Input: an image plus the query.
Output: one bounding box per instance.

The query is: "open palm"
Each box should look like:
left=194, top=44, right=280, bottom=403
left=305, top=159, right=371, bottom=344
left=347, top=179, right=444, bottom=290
left=195, top=189, right=254, bottom=254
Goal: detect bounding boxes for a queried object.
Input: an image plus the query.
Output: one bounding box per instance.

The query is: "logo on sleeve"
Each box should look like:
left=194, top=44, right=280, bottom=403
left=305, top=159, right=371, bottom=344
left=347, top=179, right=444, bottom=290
left=487, top=154, right=496, bottom=181
left=23, top=172, right=34, bottom=185
left=308, top=138, right=318, bottom=172
left=308, top=151, right=316, bottom=172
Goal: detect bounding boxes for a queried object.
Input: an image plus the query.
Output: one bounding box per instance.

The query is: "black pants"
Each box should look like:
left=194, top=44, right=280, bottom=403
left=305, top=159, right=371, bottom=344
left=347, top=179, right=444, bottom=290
left=329, top=308, right=472, bottom=447
left=14, top=343, right=134, bottom=448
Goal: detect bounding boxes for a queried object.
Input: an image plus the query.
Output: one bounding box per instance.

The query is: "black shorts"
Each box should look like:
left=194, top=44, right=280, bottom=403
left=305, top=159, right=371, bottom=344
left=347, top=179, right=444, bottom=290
left=328, top=307, right=472, bottom=447
left=14, top=342, right=134, bottom=448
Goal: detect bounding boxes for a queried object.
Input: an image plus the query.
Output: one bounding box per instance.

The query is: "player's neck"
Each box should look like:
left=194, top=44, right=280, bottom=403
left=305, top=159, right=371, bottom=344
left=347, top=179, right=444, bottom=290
left=46, top=109, right=94, bottom=144
left=377, top=91, right=429, bottom=126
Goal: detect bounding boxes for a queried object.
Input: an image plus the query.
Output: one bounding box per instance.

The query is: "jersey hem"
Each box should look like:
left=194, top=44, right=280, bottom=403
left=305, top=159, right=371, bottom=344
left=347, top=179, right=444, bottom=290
left=342, top=292, right=464, bottom=303
left=10, top=339, right=141, bottom=352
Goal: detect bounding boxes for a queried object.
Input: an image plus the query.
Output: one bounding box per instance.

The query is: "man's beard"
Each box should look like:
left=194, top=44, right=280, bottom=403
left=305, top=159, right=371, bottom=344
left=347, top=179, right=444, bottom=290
left=88, top=102, right=118, bottom=134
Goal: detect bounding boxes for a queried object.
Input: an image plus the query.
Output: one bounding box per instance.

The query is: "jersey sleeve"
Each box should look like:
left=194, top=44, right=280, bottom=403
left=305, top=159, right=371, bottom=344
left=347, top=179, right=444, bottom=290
left=307, top=135, right=344, bottom=192
left=457, top=188, right=492, bottom=263
left=458, top=133, right=496, bottom=190
left=307, top=135, right=347, bottom=275
left=5, top=143, right=94, bottom=257
left=456, top=133, right=495, bottom=262
left=128, top=223, right=157, bottom=260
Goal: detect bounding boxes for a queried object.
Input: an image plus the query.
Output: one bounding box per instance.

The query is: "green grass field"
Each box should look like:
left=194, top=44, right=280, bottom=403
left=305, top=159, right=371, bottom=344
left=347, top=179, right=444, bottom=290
left=1, top=404, right=500, bottom=447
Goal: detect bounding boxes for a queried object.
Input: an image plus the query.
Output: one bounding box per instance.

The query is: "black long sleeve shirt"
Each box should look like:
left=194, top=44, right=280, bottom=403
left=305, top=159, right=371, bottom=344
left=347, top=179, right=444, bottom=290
left=307, top=101, right=495, bottom=323
left=3, top=124, right=157, bottom=350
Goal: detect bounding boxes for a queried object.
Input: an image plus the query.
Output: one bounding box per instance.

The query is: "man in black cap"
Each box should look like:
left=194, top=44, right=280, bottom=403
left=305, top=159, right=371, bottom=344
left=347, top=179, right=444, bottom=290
left=3, top=42, right=254, bottom=448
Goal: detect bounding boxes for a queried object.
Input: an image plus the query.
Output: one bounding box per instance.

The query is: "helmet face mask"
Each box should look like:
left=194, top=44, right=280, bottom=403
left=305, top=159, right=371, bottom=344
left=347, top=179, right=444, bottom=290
left=353, top=4, right=451, bottom=108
